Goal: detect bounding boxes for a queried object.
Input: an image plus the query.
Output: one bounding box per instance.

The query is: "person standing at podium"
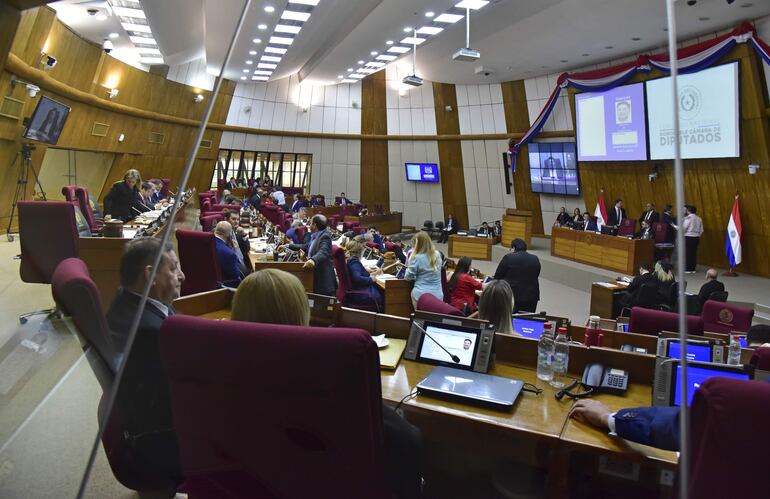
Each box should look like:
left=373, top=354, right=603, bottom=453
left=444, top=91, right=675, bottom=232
left=104, top=168, right=143, bottom=222
left=607, top=199, right=626, bottom=227
left=493, top=238, right=541, bottom=313
left=302, top=214, right=337, bottom=297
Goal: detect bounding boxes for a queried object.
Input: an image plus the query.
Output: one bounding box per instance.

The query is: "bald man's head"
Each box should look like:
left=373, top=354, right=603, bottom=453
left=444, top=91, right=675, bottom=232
left=214, top=221, right=232, bottom=239
left=705, top=268, right=718, bottom=280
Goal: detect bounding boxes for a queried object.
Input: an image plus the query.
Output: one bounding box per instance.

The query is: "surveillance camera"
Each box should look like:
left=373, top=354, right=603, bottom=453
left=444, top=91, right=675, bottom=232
left=193, top=94, right=204, bottom=103
left=483, top=71, right=491, bottom=76
left=87, top=8, right=98, bottom=16
left=102, top=39, right=113, bottom=54
left=748, top=164, right=760, bottom=175
left=42, top=54, right=57, bottom=70
left=25, top=84, right=40, bottom=98
left=648, top=172, right=658, bottom=182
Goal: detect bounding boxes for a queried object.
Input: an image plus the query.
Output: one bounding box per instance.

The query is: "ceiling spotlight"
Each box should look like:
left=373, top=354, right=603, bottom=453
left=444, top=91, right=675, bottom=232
left=246, top=60, right=253, bottom=64
left=403, top=27, right=413, bottom=32
left=425, top=11, right=435, bottom=17
left=357, top=60, right=364, bottom=64
left=108, top=32, right=119, bottom=39
left=193, top=94, right=204, bottom=103
left=347, top=67, right=353, bottom=72
left=252, top=38, right=262, bottom=43
left=243, top=69, right=250, bottom=73
left=337, top=75, right=343, bottom=78
left=240, top=76, right=247, bottom=80
left=264, top=5, right=275, bottom=12
left=370, top=51, right=378, bottom=56
left=249, top=50, right=257, bottom=55
left=258, top=24, right=268, bottom=30
left=386, top=40, right=394, bottom=45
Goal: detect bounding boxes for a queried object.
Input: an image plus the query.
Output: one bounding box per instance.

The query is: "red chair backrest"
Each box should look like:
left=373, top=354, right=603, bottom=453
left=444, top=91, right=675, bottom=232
left=750, top=347, right=770, bottom=371
left=689, top=377, right=770, bottom=498
left=61, top=185, right=78, bottom=204
left=175, top=229, right=221, bottom=295
left=159, top=315, right=388, bottom=498
left=18, top=201, right=80, bottom=284
left=74, top=186, right=99, bottom=230
left=331, top=245, right=352, bottom=302
left=628, top=306, right=704, bottom=335
left=440, top=266, right=450, bottom=303
left=200, top=213, right=223, bottom=232
left=617, top=217, right=636, bottom=237
left=160, top=178, right=170, bottom=198
left=295, top=225, right=307, bottom=243
left=416, top=293, right=464, bottom=316
left=701, top=300, right=754, bottom=333
left=652, top=222, right=669, bottom=243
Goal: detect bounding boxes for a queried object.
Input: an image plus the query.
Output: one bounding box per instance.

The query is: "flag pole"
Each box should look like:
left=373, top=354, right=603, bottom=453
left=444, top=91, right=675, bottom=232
left=723, top=193, right=740, bottom=277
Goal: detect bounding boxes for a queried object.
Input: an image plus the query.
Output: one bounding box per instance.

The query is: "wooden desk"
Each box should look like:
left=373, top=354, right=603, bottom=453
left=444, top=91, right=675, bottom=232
left=251, top=261, right=314, bottom=293
left=373, top=276, right=413, bottom=318
left=448, top=234, right=494, bottom=261
left=502, top=209, right=533, bottom=246
left=551, top=227, right=654, bottom=275
left=590, top=281, right=628, bottom=319
left=343, top=212, right=403, bottom=235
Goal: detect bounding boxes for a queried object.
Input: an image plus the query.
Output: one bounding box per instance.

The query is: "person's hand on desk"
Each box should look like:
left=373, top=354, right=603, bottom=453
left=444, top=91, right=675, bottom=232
left=569, top=399, right=612, bottom=431
left=302, top=259, right=315, bottom=269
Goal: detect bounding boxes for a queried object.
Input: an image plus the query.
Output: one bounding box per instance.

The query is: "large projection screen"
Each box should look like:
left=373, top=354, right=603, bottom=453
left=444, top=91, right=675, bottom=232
left=646, top=62, right=740, bottom=160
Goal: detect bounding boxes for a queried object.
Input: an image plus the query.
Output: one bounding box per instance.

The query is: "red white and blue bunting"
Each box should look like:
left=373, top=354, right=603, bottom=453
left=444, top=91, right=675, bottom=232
left=509, top=21, right=770, bottom=168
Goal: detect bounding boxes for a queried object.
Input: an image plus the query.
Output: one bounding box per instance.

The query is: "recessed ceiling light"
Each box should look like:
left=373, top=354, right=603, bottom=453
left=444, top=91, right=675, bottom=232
left=245, top=60, right=253, bottom=64
left=108, top=32, right=119, bottom=39
left=253, top=76, right=269, bottom=81
left=113, top=6, right=146, bottom=18
left=254, top=70, right=273, bottom=75
left=359, top=67, right=376, bottom=74
left=417, top=26, right=443, bottom=35
left=698, top=16, right=710, bottom=21
left=122, top=22, right=151, bottom=33
left=631, top=37, right=641, bottom=41
left=366, top=61, right=386, bottom=67
left=425, top=11, right=435, bottom=17
left=403, top=26, right=413, bottom=32
left=243, top=69, right=250, bottom=73
left=386, top=40, right=394, bottom=45
left=434, top=13, right=463, bottom=23
left=455, top=0, right=489, bottom=10
left=281, top=10, right=311, bottom=22
left=605, top=45, right=613, bottom=49
left=401, top=37, right=426, bottom=45
left=350, top=73, right=366, bottom=79
left=370, top=51, right=378, bottom=56
left=252, top=38, right=262, bottom=43
left=338, top=75, right=343, bottom=78
left=249, top=50, right=257, bottom=55
left=261, top=55, right=281, bottom=62
left=264, top=46, right=287, bottom=54
left=269, top=36, right=294, bottom=45
left=347, top=67, right=353, bottom=72
left=130, top=36, right=156, bottom=45
left=258, top=62, right=278, bottom=69
left=95, top=13, right=108, bottom=21
left=275, top=24, right=301, bottom=34
left=264, top=6, right=275, bottom=13
left=388, top=46, right=410, bottom=54
left=240, top=76, right=247, bottom=80
left=357, top=60, right=364, bottom=64
left=288, top=0, right=320, bottom=5
left=376, top=54, right=397, bottom=61
left=341, top=79, right=356, bottom=83
left=258, top=24, right=268, bottom=30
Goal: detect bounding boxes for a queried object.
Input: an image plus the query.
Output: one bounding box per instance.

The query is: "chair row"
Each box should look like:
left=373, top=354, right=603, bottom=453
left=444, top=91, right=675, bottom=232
left=628, top=299, right=755, bottom=335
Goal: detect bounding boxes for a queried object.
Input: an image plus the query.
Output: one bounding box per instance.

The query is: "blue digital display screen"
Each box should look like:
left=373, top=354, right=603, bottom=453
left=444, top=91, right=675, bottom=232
left=405, top=163, right=440, bottom=183
left=673, top=365, right=750, bottom=406
left=667, top=341, right=712, bottom=362
left=739, top=336, right=747, bottom=348
left=513, top=319, right=545, bottom=339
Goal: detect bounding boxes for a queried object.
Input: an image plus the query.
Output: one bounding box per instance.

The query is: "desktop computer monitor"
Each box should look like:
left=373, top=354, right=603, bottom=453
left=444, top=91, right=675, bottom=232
left=512, top=318, right=546, bottom=339
left=653, top=359, right=753, bottom=406
left=667, top=340, right=712, bottom=362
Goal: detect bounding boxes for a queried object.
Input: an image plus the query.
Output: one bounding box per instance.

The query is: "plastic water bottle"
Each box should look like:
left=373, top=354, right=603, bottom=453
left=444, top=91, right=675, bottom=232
left=550, top=327, right=570, bottom=388
left=536, top=322, right=554, bottom=382
left=727, top=335, right=742, bottom=365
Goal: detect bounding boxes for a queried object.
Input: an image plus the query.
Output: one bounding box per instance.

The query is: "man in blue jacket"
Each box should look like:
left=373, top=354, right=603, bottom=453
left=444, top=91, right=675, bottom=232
left=213, top=221, right=242, bottom=285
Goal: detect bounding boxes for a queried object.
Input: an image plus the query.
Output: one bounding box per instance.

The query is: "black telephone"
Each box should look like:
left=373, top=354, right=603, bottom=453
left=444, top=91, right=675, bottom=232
left=555, top=363, right=629, bottom=401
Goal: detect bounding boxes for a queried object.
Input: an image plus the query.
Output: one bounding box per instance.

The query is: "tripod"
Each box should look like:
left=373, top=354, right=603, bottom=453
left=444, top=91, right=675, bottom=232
left=6, top=143, right=47, bottom=242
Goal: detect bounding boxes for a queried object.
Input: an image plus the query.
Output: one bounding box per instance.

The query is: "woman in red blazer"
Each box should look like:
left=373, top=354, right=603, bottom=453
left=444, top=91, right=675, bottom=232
left=447, top=256, right=483, bottom=314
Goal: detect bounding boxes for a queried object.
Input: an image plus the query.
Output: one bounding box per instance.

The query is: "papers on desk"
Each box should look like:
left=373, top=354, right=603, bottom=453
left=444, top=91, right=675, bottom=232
left=123, top=229, right=139, bottom=239
left=360, top=258, right=379, bottom=268
left=378, top=338, right=406, bottom=370
left=594, top=282, right=619, bottom=289
left=376, top=274, right=399, bottom=282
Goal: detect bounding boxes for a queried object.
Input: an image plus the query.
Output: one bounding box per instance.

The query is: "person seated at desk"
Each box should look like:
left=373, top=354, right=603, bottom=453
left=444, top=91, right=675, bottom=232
left=214, top=221, right=243, bottom=285
left=695, top=268, right=725, bottom=313
left=135, top=182, right=155, bottom=212
left=477, top=221, right=493, bottom=238
left=336, top=192, right=352, bottom=206
left=368, top=226, right=384, bottom=251
left=248, top=188, right=262, bottom=211
left=476, top=280, right=514, bottom=335
left=225, top=176, right=239, bottom=189
left=570, top=326, right=770, bottom=452
left=222, top=209, right=252, bottom=276
left=554, top=206, right=571, bottom=227
left=654, top=260, right=675, bottom=306
left=221, top=189, right=242, bottom=205
left=494, top=220, right=503, bottom=237
left=290, top=194, right=303, bottom=212
left=230, top=269, right=423, bottom=497
left=106, top=237, right=186, bottom=488
left=104, top=168, right=144, bottom=222
left=580, top=212, right=598, bottom=232
left=149, top=179, right=165, bottom=204
left=570, top=208, right=582, bottom=228
left=345, top=237, right=384, bottom=308
left=311, top=195, right=324, bottom=207
left=619, top=261, right=657, bottom=308
left=635, top=220, right=653, bottom=240
left=448, top=256, right=483, bottom=315
left=405, top=231, right=444, bottom=308
left=437, top=214, right=457, bottom=243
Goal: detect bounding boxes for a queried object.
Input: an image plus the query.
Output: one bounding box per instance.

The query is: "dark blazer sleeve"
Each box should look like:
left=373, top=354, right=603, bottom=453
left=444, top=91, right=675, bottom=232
left=614, top=406, right=680, bottom=451
left=493, top=255, right=509, bottom=281
left=215, top=240, right=241, bottom=282
left=348, top=259, right=373, bottom=289
left=310, top=233, right=332, bottom=266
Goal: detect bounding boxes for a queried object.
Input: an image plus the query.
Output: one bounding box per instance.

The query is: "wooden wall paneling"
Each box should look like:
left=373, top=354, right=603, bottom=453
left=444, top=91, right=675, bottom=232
left=432, top=82, right=468, bottom=230
left=501, top=80, right=544, bottom=235
left=0, top=142, right=47, bottom=231
left=10, top=6, right=54, bottom=67
left=0, top=3, right=21, bottom=76
left=572, top=43, right=770, bottom=277
left=42, top=19, right=102, bottom=92
left=360, top=71, right=388, bottom=207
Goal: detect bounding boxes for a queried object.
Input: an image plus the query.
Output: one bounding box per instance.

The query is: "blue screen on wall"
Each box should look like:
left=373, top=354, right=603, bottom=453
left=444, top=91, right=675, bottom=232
left=405, top=163, right=440, bottom=183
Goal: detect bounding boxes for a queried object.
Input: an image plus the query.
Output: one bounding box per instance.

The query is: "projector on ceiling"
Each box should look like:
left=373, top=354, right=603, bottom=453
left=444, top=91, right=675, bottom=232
left=402, top=74, right=423, bottom=87
left=452, top=47, right=480, bottom=62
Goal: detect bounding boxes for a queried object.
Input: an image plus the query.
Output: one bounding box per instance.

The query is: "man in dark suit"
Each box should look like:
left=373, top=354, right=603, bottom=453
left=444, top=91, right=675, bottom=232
left=106, top=237, right=186, bottom=486
left=696, top=268, right=725, bottom=309
left=226, top=176, right=239, bottom=189
left=302, top=214, right=337, bottom=296
left=222, top=209, right=253, bottom=275
left=607, top=199, right=626, bottom=227
left=136, top=182, right=155, bottom=212
left=619, top=261, right=657, bottom=308
left=336, top=192, right=352, bottom=206
left=581, top=212, right=598, bottom=232
left=213, top=221, right=243, bottom=285
left=635, top=220, right=653, bottom=240
left=493, top=238, right=541, bottom=313
left=290, top=194, right=303, bottom=212
left=661, top=205, right=676, bottom=243
left=438, top=214, right=457, bottom=243
left=640, top=202, right=659, bottom=224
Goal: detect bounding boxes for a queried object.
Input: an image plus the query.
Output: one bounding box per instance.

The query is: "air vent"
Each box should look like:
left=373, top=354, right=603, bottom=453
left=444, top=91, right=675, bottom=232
left=91, top=122, right=110, bottom=137
left=200, top=139, right=213, bottom=149
left=0, top=96, right=24, bottom=120
left=148, top=131, right=165, bottom=144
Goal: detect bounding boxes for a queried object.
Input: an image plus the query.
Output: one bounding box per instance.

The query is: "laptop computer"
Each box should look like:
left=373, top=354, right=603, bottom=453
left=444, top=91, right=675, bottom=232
left=416, top=366, right=524, bottom=411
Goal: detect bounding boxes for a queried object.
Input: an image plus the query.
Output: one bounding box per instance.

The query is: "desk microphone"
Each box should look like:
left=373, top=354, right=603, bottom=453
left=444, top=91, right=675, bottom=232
left=131, top=205, right=144, bottom=215
left=412, top=321, right=460, bottom=363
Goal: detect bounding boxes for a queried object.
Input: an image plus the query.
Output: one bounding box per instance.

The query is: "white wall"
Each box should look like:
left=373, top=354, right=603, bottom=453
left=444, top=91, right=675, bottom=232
left=385, top=63, right=444, bottom=228
left=167, top=57, right=216, bottom=91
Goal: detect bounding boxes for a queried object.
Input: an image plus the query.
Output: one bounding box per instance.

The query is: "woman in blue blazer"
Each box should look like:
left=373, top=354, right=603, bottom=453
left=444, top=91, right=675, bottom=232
left=345, top=236, right=384, bottom=308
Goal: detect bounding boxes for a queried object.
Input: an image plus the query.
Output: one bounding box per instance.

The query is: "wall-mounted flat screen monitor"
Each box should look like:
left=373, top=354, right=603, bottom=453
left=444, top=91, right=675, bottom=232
left=23, top=96, right=71, bottom=145
left=405, top=163, right=440, bottom=183
left=527, top=142, right=580, bottom=196
left=646, top=62, right=740, bottom=160
left=575, top=82, right=648, bottom=162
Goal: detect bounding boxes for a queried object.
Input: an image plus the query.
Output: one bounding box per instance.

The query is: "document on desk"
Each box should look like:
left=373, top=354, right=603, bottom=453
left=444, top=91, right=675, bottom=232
left=594, top=282, right=618, bottom=289
left=379, top=338, right=407, bottom=370
left=376, top=274, right=399, bottom=282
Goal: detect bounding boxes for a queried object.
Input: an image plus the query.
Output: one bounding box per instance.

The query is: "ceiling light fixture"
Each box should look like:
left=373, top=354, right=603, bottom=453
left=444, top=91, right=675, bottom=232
left=243, top=69, right=250, bottom=73
left=425, top=11, right=435, bottom=17
left=254, top=70, right=273, bottom=75
left=240, top=76, right=247, bottom=80
left=455, top=0, right=489, bottom=9
left=347, top=67, right=353, bottom=71
left=400, top=36, right=425, bottom=45
left=108, top=32, right=119, bottom=39
left=281, top=10, right=311, bottom=22
left=270, top=36, right=294, bottom=45
left=288, top=0, right=320, bottom=5
left=350, top=73, right=366, bottom=79
left=258, top=62, right=277, bottom=69
left=253, top=76, right=269, bottom=81
left=252, top=38, right=262, bottom=43
left=403, top=29, right=423, bottom=87
left=376, top=54, right=397, bottom=61
left=357, top=60, right=364, bottom=64
left=261, top=55, right=281, bottom=62
left=386, top=40, right=394, bottom=45
left=264, top=46, right=287, bottom=54
left=366, top=62, right=386, bottom=68
left=403, top=26, right=413, bottom=33
left=338, top=75, right=343, bottom=78
left=249, top=50, right=257, bottom=55
left=417, top=26, right=443, bottom=35
left=275, top=24, right=302, bottom=34
left=434, top=13, right=463, bottom=23
left=129, top=36, right=157, bottom=45
left=246, top=60, right=253, bottom=64
left=258, top=24, right=268, bottom=30
left=264, top=6, right=275, bottom=12
left=387, top=46, right=410, bottom=54
left=453, top=7, right=480, bottom=61
left=370, top=51, right=378, bottom=56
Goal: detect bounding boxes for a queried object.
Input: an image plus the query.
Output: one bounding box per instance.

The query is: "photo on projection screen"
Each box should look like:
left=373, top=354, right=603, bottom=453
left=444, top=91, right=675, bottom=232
left=575, top=82, right=648, bottom=161
left=528, top=142, right=580, bottom=196
left=646, top=62, right=740, bottom=160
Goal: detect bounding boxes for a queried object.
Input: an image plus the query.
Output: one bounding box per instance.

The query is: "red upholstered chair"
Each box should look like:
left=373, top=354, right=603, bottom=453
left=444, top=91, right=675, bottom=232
left=61, top=185, right=78, bottom=204
left=176, top=229, right=222, bottom=295
left=294, top=225, right=307, bottom=244
left=366, top=241, right=379, bottom=249
left=440, top=266, right=450, bottom=303
left=158, top=315, right=389, bottom=499
left=628, top=307, right=704, bottom=336
left=416, top=293, right=464, bottom=316
left=212, top=203, right=241, bottom=212
left=331, top=246, right=380, bottom=312
left=75, top=186, right=103, bottom=232
left=200, top=213, right=223, bottom=232
left=701, top=300, right=754, bottom=333
left=160, top=178, right=170, bottom=198
left=617, top=218, right=636, bottom=237
left=688, top=377, right=770, bottom=498
left=342, top=221, right=359, bottom=232
left=384, top=241, right=397, bottom=252
left=749, top=347, right=770, bottom=371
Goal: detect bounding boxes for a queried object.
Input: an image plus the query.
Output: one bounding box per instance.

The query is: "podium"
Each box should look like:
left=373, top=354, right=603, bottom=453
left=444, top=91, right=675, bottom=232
left=501, top=209, right=533, bottom=246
